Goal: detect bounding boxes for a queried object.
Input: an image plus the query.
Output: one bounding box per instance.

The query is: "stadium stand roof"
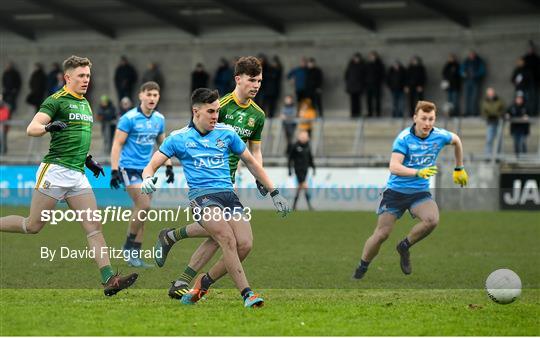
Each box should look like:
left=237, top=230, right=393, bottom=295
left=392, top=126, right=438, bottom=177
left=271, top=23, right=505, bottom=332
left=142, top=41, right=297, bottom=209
left=1, top=0, right=538, bottom=41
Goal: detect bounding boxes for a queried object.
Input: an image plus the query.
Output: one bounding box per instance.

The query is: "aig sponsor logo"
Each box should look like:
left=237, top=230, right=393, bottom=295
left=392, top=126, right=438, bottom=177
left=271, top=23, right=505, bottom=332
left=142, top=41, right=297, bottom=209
left=192, top=153, right=225, bottom=169
left=407, top=154, right=435, bottom=167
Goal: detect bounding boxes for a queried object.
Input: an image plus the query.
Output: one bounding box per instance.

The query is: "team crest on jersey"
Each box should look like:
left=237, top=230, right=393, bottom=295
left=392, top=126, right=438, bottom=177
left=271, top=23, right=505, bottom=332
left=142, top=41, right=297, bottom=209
left=216, top=138, right=225, bottom=148
left=247, top=118, right=255, bottom=127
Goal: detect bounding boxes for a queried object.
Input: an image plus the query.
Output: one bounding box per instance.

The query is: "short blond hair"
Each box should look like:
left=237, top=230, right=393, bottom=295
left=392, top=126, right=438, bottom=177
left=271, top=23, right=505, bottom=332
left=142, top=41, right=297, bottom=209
left=414, top=100, right=436, bottom=114
left=63, top=55, right=92, bottom=72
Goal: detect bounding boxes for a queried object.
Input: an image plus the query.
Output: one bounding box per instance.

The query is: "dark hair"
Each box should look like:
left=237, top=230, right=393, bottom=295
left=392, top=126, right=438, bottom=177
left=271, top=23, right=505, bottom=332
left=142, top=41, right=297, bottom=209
left=191, top=88, right=219, bottom=107
left=63, top=55, right=92, bottom=72
left=234, top=56, right=262, bottom=77
left=139, top=81, right=160, bottom=93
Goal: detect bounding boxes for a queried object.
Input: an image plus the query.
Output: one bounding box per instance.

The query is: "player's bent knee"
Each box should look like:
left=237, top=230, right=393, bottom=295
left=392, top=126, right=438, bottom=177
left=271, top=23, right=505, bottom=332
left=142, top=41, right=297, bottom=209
left=236, top=239, right=253, bottom=257
left=423, top=216, right=439, bottom=228
left=25, top=217, right=45, bottom=234
left=375, top=230, right=391, bottom=243
left=25, top=222, right=43, bottom=234
left=212, top=228, right=237, bottom=250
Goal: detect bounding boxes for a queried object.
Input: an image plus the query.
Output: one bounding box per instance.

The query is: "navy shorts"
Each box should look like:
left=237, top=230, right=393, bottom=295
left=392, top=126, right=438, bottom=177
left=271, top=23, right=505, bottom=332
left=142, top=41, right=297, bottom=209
left=120, top=167, right=143, bottom=186
left=190, top=191, right=244, bottom=214
left=377, top=188, right=433, bottom=219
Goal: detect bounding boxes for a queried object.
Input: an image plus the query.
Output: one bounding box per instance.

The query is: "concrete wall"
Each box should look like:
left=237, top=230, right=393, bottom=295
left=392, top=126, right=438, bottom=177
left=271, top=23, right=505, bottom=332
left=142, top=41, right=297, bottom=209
left=2, top=15, right=539, bottom=118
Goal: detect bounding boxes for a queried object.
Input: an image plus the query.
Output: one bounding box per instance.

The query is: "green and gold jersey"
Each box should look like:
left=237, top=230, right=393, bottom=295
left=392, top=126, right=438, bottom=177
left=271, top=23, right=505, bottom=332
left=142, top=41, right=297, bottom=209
left=39, top=86, right=93, bottom=173
left=218, top=92, right=265, bottom=182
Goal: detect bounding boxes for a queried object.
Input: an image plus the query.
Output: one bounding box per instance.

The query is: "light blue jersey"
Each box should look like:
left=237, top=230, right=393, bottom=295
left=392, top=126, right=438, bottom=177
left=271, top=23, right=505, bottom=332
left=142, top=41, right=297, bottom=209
left=118, top=106, right=165, bottom=169
left=387, top=125, right=453, bottom=193
left=159, top=122, right=247, bottom=200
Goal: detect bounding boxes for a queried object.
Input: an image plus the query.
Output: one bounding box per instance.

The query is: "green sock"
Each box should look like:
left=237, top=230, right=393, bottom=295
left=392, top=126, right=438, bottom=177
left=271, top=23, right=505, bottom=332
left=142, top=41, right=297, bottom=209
left=100, top=265, right=115, bottom=284
left=179, top=266, right=197, bottom=284
left=171, top=226, right=189, bottom=242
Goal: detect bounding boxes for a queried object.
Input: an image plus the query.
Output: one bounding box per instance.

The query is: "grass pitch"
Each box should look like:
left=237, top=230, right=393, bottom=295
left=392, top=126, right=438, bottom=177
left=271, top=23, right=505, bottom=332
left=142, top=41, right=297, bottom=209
left=1, top=208, right=539, bottom=335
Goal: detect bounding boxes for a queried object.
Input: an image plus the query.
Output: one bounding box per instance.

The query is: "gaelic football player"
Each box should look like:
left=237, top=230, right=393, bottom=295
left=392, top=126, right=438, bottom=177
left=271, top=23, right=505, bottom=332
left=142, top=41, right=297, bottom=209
left=354, top=100, right=468, bottom=279
left=110, top=81, right=174, bottom=268
left=141, top=88, right=289, bottom=307
left=0, top=55, right=138, bottom=295
left=154, top=57, right=269, bottom=299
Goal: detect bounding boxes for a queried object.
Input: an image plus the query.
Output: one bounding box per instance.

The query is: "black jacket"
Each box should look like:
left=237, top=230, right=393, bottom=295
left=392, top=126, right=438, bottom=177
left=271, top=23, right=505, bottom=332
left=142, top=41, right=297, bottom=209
left=364, top=59, right=385, bottom=88
left=288, top=141, right=315, bottom=173
left=386, top=65, right=406, bottom=91
left=406, top=64, right=427, bottom=88
left=442, top=61, right=461, bottom=91
left=508, top=103, right=530, bottom=135
left=306, top=67, right=323, bottom=96
left=345, top=60, right=365, bottom=94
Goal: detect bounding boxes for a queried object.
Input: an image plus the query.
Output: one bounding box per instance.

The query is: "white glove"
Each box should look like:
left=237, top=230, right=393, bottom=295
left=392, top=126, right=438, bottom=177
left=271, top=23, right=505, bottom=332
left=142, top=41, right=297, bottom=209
left=270, top=189, right=291, bottom=217
left=141, top=176, right=158, bottom=194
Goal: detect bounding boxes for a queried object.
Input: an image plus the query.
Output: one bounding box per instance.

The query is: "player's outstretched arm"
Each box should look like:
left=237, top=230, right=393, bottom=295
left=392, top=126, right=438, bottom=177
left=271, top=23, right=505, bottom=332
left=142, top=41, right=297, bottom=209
left=239, top=148, right=291, bottom=216
left=26, top=112, right=55, bottom=137
left=451, top=133, right=468, bottom=187
left=141, top=151, right=169, bottom=194
left=239, top=148, right=275, bottom=192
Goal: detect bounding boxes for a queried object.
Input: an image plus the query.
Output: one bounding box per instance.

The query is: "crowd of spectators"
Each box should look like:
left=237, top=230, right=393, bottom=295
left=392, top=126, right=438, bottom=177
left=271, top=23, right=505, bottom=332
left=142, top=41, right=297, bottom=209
left=1, top=42, right=539, bottom=157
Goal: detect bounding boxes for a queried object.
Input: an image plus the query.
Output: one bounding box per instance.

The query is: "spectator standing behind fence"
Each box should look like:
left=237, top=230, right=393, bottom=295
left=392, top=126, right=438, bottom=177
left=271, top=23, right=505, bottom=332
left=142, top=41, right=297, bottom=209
left=0, top=95, right=10, bottom=155
left=461, top=51, right=486, bottom=116
left=119, top=97, right=133, bottom=117
left=345, top=53, right=365, bottom=118
left=142, top=62, right=165, bottom=90
left=261, top=55, right=282, bottom=118
left=298, top=98, right=316, bottom=138
left=1, top=62, right=21, bottom=116
left=26, top=63, right=47, bottom=113
left=281, top=95, right=297, bottom=154
left=481, top=87, right=505, bottom=156
left=511, top=57, right=534, bottom=108
left=387, top=60, right=406, bottom=118
left=191, top=63, right=209, bottom=92
left=97, top=95, right=118, bottom=154
left=255, top=54, right=269, bottom=107
left=46, top=62, right=62, bottom=96
left=365, top=51, right=385, bottom=117
left=442, top=53, right=462, bottom=116
left=50, top=72, right=65, bottom=93
left=214, top=58, right=234, bottom=96
left=288, top=57, right=308, bottom=104
left=114, top=56, right=138, bottom=102
left=506, top=93, right=530, bottom=156
left=523, top=42, right=540, bottom=116
left=306, top=58, right=324, bottom=118
left=405, top=56, right=426, bottom=116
